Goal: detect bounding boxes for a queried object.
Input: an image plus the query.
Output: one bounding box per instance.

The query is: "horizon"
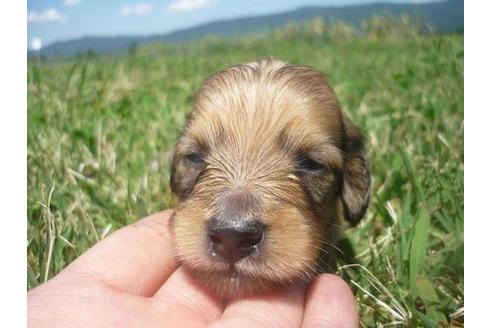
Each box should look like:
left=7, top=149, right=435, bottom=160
left=27, top=0, right=443, bottom=50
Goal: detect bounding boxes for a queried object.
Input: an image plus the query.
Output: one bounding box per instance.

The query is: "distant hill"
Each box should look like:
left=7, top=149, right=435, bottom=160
left=30, top=0, right=463, bottom=58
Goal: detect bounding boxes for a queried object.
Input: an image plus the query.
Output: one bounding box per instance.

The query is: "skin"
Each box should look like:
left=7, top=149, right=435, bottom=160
left=27, top=210, right=359, bottom=328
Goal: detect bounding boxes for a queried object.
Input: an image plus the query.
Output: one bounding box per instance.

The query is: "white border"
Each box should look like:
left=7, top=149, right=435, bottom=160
left=0, top=1, right=27, bottom=326
left=465, top=1, right=492, bottom=327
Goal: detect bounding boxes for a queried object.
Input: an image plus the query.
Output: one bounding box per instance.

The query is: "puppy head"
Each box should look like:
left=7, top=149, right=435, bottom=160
left=170, top=59, right=370, bottom=298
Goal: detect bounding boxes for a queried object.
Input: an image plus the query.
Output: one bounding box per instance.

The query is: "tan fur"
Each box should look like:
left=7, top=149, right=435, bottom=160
left=169, top=59, right=370, bottom=299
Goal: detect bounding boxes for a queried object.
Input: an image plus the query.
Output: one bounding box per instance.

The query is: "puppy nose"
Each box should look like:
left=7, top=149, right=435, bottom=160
left=207, top=218, right=264, bottom=263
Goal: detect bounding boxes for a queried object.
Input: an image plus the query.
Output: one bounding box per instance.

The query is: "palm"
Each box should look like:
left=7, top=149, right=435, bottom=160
left=28, top=211, right=358, bottom=328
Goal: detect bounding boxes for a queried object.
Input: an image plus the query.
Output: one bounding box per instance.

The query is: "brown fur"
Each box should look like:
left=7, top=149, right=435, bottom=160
left=169, top=59, right=370, bottom=299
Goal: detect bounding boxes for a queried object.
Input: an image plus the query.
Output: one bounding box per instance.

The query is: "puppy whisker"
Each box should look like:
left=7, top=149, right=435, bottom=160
left=317, top=241, right=347, bottom=257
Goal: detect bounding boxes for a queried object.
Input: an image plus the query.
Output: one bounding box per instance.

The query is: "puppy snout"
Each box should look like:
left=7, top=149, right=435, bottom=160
left=207, top=218, right=264, bottom=263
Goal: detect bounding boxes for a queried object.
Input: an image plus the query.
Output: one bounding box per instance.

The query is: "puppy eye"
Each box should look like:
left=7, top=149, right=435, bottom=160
left=185, top=152, right=204, bottom=165
left=296, top=156, right=325, bottom=173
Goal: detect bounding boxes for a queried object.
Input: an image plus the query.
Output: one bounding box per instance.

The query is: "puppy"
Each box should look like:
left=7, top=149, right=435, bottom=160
left=169, top=59, right=370, bottom=299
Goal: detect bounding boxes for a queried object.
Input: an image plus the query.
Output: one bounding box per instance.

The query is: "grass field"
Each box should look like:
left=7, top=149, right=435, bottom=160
left=27, top=31, right=464, bottom=327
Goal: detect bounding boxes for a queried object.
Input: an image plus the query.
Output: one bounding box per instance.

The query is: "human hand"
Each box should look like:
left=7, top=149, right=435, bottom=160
left=28, top=210, right=358, bottom=327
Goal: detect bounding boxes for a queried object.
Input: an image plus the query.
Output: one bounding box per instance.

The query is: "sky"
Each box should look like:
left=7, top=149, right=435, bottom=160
left=27, top=0, right=438, bottom=49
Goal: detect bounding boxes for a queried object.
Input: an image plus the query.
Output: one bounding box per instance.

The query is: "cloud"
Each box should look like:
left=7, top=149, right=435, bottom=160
left=30, top=38, right=43, bottom=51
left=120, top=3, right=154, bottom=16
left=64, top=0, right=80, bottom=6
left=167, top=0, right=217, bottom=13
left=27, top=9, right=66, bottom=23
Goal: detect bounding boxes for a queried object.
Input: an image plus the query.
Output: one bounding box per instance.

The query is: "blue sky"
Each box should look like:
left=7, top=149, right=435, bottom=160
left=27, top=0, right=436, bottom=49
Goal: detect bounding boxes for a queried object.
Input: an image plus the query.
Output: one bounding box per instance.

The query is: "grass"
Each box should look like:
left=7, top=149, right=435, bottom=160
left=27, top=32, right=463, bottom=327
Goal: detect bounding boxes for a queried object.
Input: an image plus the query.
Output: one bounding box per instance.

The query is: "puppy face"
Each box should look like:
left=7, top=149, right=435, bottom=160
left=170, top=59, right=370, bottom=298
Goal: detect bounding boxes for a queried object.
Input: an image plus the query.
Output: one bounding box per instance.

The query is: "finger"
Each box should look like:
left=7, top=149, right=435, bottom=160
left=29, top=279, right=150, bottom=327
left=152, top=267, right=225, bottom=324
left=62, top=210, right=178, bottom=297
left=210, top=283, right=306, bottom=328
left=302, top=274, right=358, bottom=328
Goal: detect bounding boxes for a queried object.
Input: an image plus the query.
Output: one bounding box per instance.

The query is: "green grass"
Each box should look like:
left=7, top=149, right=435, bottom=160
left=27, top=33, right=464, bottom=327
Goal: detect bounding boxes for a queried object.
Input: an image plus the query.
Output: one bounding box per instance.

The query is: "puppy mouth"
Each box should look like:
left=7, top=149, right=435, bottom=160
left=188, top=258, right=286, bottom=289
left=221, top=264, right=253, bottom=280
left=182, top=235, right=272, bottom=283
left=207, top=241, right=263, bottom=276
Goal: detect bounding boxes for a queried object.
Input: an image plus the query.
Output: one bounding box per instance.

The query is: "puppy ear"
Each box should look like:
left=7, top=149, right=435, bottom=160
left=340, top=114, right=371, bottom=226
